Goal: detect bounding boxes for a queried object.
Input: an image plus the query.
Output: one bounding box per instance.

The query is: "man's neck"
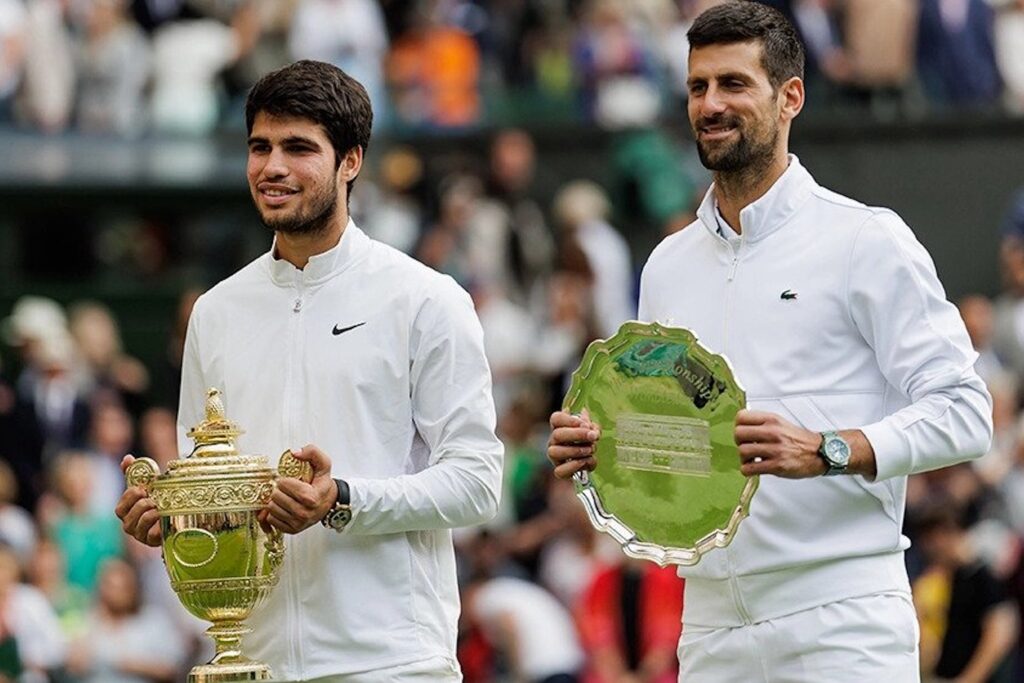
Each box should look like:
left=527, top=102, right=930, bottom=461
left=713, top=153, right=790, bottom=236
left=275, top=213, right=348, bottom=270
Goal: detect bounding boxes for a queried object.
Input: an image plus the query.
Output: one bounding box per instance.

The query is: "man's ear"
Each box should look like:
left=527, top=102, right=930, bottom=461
left=338, top=146, right=364, bottom=184
left=779, top=76, right=805, bottom=123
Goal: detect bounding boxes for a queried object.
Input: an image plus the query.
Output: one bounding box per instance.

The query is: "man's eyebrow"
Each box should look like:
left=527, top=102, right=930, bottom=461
left=717, top=71, right=753, bottom=81
left=246, top=135, right=322, bottom=147
left=687, top=71, right=754, bottom=86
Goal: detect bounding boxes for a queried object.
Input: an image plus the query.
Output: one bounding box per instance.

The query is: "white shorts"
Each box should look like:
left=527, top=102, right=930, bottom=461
left=281, top=656, right=461, bottom=683
left=678, top=592, right=920, bottom=682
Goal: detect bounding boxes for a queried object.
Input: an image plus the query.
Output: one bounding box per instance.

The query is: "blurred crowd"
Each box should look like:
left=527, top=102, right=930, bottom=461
left=0, top=0, right=1023, bottom=139
left=0, top=2, right=1022, bottom=680
left=0, top=115, right=1023, bottom=681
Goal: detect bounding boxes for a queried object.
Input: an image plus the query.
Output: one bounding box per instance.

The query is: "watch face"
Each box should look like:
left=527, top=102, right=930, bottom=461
left=327, top=507, right=352, bottom=531
left=825, top=436, right=851, bottom=464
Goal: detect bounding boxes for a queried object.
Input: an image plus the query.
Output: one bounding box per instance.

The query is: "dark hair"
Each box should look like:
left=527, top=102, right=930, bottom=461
left=245, top=60, right=373, bottom=195
left=687, top=1, right=805, bottom=88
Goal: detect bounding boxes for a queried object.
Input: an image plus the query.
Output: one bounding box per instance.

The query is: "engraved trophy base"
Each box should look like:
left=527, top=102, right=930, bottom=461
left=188, top=661, right=272, bottom=683
left=188, top=623, right=274, bottom=683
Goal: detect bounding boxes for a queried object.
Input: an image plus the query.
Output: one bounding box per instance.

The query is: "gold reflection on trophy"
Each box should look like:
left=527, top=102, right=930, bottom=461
left=126, top=389, right=311, bottom=682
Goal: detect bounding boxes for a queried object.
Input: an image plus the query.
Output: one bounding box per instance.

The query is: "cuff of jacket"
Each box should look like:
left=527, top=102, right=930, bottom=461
left=861, top=419, right=910, bottom=482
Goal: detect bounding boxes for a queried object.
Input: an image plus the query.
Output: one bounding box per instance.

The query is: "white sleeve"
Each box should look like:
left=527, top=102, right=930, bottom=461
left=176, top=303, right=207, bottom=456
left=344, top=281, right=504, bottom=533
left=849, top=211, right=993, bottom=480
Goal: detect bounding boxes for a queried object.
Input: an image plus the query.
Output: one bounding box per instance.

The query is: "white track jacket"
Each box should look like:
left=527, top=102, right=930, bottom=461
left=177, top=223, right=503, bottom=680
left=638, top=157, right=992, bottom=627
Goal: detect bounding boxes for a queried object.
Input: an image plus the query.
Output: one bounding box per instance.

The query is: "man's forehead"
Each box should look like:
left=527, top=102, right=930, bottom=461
left=250, top=112, right=329, bottom=140
left=688, top=40, right=766, bottom=78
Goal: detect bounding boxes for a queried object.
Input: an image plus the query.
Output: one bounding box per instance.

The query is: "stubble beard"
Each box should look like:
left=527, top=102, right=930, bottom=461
left=696, top=119, right=779, bottom=177
left=258, top=183, right=339, bottom=237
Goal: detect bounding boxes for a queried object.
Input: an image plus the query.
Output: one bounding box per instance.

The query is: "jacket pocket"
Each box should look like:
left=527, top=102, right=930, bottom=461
left=778, top=394, right=901, bottom=537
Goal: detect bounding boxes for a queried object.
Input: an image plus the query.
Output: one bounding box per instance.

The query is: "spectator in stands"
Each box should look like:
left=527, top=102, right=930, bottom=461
left=464, top=574, right=585, bottom=683
left=149, top=1, right=260, bottom=133
left=18, top=0, right=75, bottom=131
left=136, top=406, right=179, bottom=469
left=0, top=542, right=65, bottom=680
left=917, top=0, right=1003, bottom=107
left=355, top=145, right=425, bottom=253
left=83, top=398, right=134, bottom=516
left=0, top=461, right=34, bottom=569
left=0, top=0, right=26, bottom=123
left=572, top=0, right=661, bottom=128
left=387, top=2, right=481, bottom=128
left=2, top=299, right=91, bottom=473
left=471, top=129, right=554, bottom=307
left=42, top=452, right=123, bottom=593
left=68, top=301, right=149, bottom=417
left=65, top=557, right=186, bottom=683
left=535, top=478, right=619, bottom=609
left=915, top=502, right=1019, bottom=682
left=992, top=0, right=1024, bottom=113
left=991, top=191, right=1024, bottom=386
left=576, top=557, right=684, bottom=683
left=25, top=538, right=90, bottom=641
left=841, top=0, right=917, bottom=106
left=417, top=173, right=483, bottom=286
left=958, top=295, right=1019, bottom=487
left=288, top=0, right=389, bottom=127
left=75, top=0, right=151, bottom=136
left=552, top=179, right=635, bottom=339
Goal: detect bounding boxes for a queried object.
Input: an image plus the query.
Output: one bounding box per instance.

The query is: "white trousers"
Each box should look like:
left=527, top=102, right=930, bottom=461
left=678, top=592, right=920, bottom=682
left=280, top=656, right=461, bottom=683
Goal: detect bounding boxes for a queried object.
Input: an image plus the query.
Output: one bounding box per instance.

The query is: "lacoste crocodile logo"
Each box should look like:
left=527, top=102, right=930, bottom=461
left=332, top=322, right=366, bottom=336
left=780, top=290, right=798, bottom=300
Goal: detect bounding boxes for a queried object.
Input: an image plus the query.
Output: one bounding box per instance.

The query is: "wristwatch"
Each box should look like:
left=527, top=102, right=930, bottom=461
left=321, top=478, right=352, bottom=532
left=818, top=431, right=851, bottom=476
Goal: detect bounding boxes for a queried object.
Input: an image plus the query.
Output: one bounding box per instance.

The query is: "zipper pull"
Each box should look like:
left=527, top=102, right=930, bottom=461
left=293, top=298, right=302, bottom=312
left=728, top=255, right=739, bottom=282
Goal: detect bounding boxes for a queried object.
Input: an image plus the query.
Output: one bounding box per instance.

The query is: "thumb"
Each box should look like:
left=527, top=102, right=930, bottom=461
left=293, top=444, right=333, bottom=478
left=120, top=454, right=136, bottom=474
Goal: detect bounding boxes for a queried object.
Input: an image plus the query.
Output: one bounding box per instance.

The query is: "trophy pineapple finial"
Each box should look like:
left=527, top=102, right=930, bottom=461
left=206, top=388, right=226, bottom=422
left=187, top=388, right=243, bottom=456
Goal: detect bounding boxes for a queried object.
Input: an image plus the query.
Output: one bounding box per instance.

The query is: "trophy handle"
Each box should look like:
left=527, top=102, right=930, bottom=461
left=276, top=450, right=314, bottom=484
left=261, top=451, right=314, bottom=570
left=125, top=457, right=161, bottom=490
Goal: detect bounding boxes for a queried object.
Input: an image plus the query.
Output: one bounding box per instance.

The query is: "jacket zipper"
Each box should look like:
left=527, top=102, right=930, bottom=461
left=722, top=238, right=741, bottom=349
left=286, top=281, right=306, bottom=674
left=722, top=235, right=749, bottom=625
left=726, top=547, right=754, bottom=625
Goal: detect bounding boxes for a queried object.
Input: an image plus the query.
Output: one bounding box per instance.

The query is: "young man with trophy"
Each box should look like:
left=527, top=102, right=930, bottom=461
left=116, top=60, right=503, bottom=682
left=548, top=3, right=992, bottom=680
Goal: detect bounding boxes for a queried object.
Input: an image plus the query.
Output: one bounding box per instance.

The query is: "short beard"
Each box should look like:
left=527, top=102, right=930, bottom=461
left=696, top=123, right=778, bottom=174
left=259, top=184, right=338, bottom=237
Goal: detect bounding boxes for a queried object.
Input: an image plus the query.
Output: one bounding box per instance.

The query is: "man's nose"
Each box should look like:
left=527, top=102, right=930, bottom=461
left=699, top=85, right=728, bottom=117
left=262, top=148, right=289, bottom=178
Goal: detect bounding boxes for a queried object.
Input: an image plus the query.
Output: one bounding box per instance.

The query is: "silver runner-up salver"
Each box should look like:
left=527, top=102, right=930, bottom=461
left=563, top=321, right=757, bottom=566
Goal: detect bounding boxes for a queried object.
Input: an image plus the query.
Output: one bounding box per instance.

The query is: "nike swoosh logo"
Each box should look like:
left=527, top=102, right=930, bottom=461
left=332, top=322, right=366, bottom=336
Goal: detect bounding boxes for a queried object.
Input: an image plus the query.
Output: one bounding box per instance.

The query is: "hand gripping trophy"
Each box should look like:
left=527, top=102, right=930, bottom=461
left=125, top=389, right=312, bottom=683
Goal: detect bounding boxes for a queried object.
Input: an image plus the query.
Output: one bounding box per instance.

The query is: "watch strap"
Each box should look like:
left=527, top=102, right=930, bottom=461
left=335, top=478, right=350, bottom=506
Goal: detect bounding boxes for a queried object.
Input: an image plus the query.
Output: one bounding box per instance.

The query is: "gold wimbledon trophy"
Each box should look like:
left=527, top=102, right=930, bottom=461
left=125, top=389, right=311, bottom=683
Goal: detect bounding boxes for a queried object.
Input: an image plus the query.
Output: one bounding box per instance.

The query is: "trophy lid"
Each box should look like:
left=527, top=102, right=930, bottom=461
left=155, top=388, right=273, bottom=484
left=187, top=388, right=244, bottom=458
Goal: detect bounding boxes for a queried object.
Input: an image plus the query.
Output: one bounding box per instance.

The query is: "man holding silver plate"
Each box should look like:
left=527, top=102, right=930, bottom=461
left=548, top=3, right=992, bottom=681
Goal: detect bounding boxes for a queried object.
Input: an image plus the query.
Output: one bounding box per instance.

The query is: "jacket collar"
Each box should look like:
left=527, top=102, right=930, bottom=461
left=696, top=155, right=816, bottom=244
left=267, top=218, right=369, bottom=286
